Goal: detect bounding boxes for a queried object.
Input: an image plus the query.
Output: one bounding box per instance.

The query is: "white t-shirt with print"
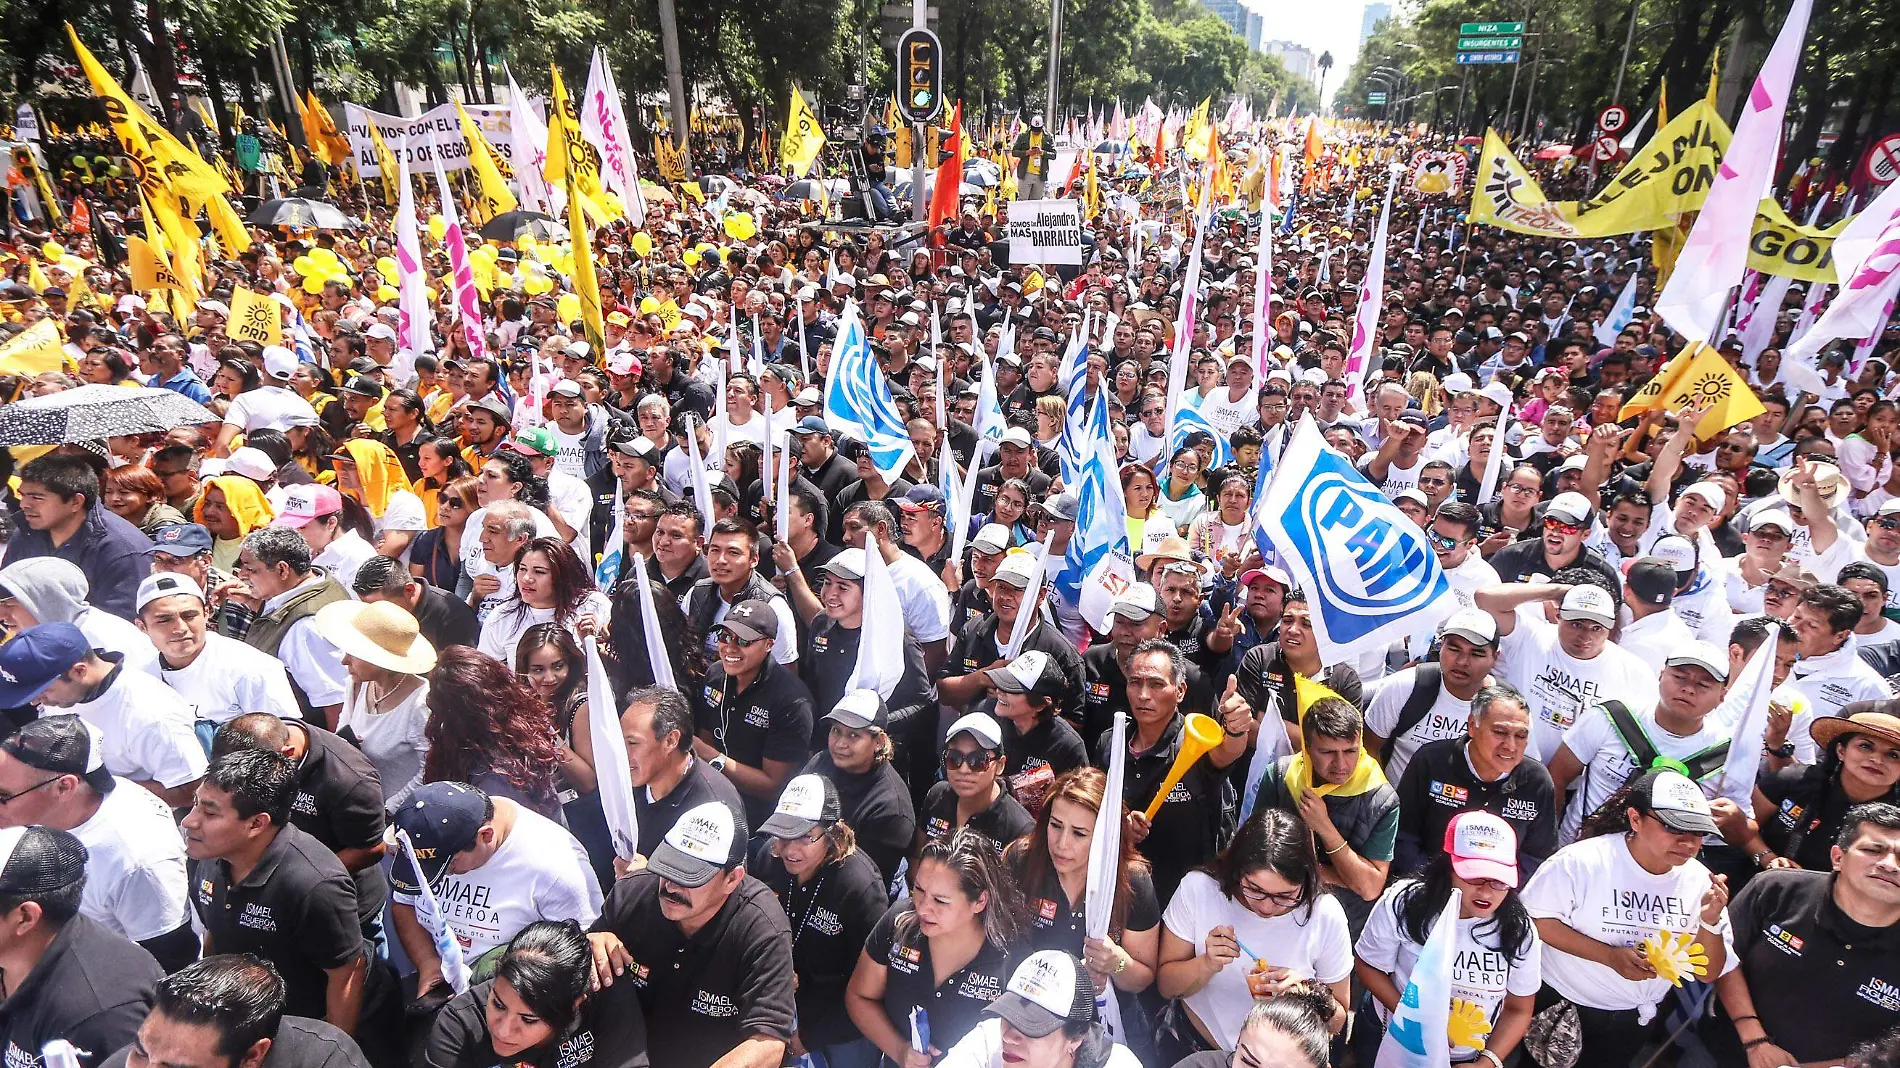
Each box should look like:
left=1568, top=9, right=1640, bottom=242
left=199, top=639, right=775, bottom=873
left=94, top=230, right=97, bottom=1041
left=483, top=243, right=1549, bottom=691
left=1496, top=616, right=1657, bottom=763
left=72, top=779, right=192, bottom=942
left=1554, top=699, right=1730, bottom=844
left=392, top=802, right=603, bottom=961
left=150, top=631, right=302, bottom=724
left=223, top=385, right=319, bottom=432
left=1355, top=879, right=1544, bottom=1061
left=1520, top=834, right=1735, bottom=1019
left=1161, top=870, right=1354, bottom=1050
left=1364, top=667, right=1476, bottom=782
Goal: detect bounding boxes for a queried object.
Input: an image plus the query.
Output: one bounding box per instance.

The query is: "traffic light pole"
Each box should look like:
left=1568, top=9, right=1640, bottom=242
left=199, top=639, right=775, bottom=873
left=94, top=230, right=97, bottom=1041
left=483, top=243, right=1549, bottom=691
left=911, top=0, right=929, bottom=223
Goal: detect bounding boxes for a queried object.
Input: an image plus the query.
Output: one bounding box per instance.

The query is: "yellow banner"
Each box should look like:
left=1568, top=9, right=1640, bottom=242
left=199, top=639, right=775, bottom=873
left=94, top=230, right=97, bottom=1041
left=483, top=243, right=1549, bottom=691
left=546, top=66, right=614, bottom=225
left=654, top=133, right=687, bottom=182
left=127, top=235, right=188, bottom=295
left=1748, top=200, right=1847, bottom=283
left=367, top=121, right=401, bottom=205
left=228, top=287, right=283, bottom=347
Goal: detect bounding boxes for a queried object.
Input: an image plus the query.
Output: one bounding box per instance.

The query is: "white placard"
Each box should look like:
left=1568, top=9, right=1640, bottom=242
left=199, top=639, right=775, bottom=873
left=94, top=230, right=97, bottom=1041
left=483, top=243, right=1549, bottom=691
left=344, top=101, right=515, bottom=178
left=1007, top=198, right=1084, bottom=265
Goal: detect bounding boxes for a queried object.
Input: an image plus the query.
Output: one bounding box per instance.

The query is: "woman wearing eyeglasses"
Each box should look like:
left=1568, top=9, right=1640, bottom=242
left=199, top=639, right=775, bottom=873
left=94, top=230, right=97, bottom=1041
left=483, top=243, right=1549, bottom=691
left=1351, top=812, right=1542, bottom=1067
left=1518, top=770, right=1732, bottom=1066
left=919, top=713, right=1035, bottom=856
left=1155, top=810, right=1352, bottom=1060
left=752, top=775, right=891, bottom=1068
left=1156, top=448, right=1208, bottom=529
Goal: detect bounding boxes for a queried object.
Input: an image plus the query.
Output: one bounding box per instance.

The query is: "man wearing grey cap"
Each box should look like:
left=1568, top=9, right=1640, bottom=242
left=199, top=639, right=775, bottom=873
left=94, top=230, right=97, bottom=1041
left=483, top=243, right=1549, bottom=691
left=586, top=802, right=795, bottom=1068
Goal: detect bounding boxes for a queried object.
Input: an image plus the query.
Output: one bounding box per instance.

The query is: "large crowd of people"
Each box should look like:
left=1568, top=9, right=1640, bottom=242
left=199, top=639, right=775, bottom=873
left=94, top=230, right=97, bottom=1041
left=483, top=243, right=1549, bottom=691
left=0, top=106, right=1895, bottom=1068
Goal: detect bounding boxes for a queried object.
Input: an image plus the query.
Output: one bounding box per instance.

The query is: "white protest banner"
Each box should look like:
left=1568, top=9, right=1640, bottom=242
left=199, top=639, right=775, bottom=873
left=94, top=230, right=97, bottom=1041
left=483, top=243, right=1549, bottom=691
left=345, top=101, right=514, bottom=178
left=1007, top=198, right=1085, bottom=265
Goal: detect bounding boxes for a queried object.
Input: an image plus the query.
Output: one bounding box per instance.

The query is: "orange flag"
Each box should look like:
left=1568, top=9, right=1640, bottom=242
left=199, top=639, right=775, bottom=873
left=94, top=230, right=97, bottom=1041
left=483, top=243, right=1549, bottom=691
left=927, top=101, right=964, bottom=228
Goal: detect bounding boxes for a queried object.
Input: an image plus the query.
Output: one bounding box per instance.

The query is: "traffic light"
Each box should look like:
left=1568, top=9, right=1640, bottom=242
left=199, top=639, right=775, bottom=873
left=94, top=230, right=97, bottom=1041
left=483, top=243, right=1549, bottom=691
left=896, top=28, right=944, bottom=124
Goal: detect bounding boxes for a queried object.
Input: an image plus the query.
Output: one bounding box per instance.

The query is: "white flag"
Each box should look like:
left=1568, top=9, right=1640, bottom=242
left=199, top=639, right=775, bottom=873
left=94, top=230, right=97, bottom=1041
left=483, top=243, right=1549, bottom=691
left=584, top=636, right=639, bottom=858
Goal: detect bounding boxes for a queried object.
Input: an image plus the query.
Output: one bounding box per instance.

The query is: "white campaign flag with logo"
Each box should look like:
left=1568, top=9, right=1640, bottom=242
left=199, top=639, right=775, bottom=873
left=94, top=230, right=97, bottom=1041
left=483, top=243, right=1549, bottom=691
left=1375, top=889, right=1459, bottom=1067
left=825, top=304, right=915, bottom=483
left=1063, top=391, right=1135, bottom=630
left=580, top=48, right=646, bottom=225
left=1654, top=0, right=1813, bottom=343
left=1595, top=272, right=1640, bottom=349
left=1254, top=417, right=1454, bottom=662
left=1786, top=174, right=1900, bottom=362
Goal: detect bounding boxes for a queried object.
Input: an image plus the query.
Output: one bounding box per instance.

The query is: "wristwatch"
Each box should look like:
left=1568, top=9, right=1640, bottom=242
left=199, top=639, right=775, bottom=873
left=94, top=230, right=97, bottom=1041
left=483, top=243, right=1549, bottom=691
left=1764, top=741, right=1796, bottom=759
left=708, top=753, right=729, bottom=772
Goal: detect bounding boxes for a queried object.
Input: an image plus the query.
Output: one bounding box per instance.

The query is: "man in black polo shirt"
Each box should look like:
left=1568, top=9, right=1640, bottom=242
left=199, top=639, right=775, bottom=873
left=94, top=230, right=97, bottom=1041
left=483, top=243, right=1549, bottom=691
left=938, top=552, right=1084, bottom=720
left=104, top=954, right=374, bottom=1068
left=587, top=802, right=796, bottom=1068
left=351, top=555, right=478, bottom=650
left=789, top=417, right=855, bottom=502
left=693, top=601, right=814, bottom=831
left=182, top=750, right=370, bottom=1037
left=624, top=685, right=747, bottom=863
left=211, top=715, right=387, bottom=935
left=0, top=825, right=162, bottom=1068
left=1708, top=802, right=1900, bottom=1067
left=1111, top=639, right=1251, bottom=902
left=1392, top=683, right=1558, bottom=878
left=1081, top=584, right=1215, bottom=754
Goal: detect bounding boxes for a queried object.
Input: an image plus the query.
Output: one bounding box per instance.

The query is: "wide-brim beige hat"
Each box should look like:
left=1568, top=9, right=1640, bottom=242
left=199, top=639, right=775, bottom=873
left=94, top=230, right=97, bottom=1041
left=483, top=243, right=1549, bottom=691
left=1778, top=462, right=1850, bottom=511
left=314, top=599, right=437, bottom=675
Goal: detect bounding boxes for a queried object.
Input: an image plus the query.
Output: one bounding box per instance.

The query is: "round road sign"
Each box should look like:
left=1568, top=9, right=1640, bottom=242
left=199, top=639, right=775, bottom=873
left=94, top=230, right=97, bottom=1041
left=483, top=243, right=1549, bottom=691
left=1593, top=134, right=1621, bottom=162
left=1598, top=105, right=1629, bottom=134
left=1863, top=133, right=1900, bottom=187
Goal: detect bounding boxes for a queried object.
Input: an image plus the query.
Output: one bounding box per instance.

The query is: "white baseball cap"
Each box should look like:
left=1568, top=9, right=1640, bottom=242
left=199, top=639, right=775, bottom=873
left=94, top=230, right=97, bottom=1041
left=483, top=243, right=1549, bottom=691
left=757, top=774, right=840, bottom=839
left=1444, top=811, right=1520, bottom=888
left=1108, top=583, right=1160, bottom=621
left=1682, top=481, right=1728, bottom=511
left=1546, top=491, right=1594, bottom=526
left=1440, top=607, right=1499, bottom=647
left=1751, top=509, right=1796, bottom=535
left=225, top=447, right=276, bottom=482
left=1558, top=584, right=1617, bottom=628
left=985, top=951, right=1097, bottom=1038
left=1441, top=371, right=1475, bottom=396
left=999, top=427, right=1035, bottom=449
left=262, top=346, right=299, bottom=381
left=1664, top=640, right=1729, bottom=683
left=1646, top=770, right=1720, bottom=836
left=970, top=523, right=1012, bottom=556
left=992, top=550, right=1042, bottom=590
left=136, top=573, right=206, bottom=614
left=945, top=712, right=1005, bottom=750
left=1649, top=534, right=1698, bottom=575
left=648, top=801, right=744, bottom=888
left=1479, top=382, right=1515, bottom=410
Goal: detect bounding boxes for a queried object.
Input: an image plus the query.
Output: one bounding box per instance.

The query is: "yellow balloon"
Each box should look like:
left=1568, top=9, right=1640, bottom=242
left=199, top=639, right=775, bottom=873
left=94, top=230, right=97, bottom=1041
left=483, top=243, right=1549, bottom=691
left=683, top=249, right=700, bottom=267
left=311, top=248, right=341, bottom=267
left=630, top=232, right=653, bottom=258
left=301, top=274, right=326, bottom=294
left=427, top=215, right=447, bottom=242
left=471, top=245, right=497, bottom=263
left=639, top=296, right=660, bottom=315
left=377, top=285, right=398, bottom=301
left=723, top=213, right=756, bottom=241
left=557, top=293, right=580, bottom=322
left=40, top=242, right=63, bottom=261
left=517, top=235, right=537, bottom=252
left=525, top=275, right=553, bottom=295
left=376, top=257, right=399, bottom=283
left=291, top=255, right=317, bottom=277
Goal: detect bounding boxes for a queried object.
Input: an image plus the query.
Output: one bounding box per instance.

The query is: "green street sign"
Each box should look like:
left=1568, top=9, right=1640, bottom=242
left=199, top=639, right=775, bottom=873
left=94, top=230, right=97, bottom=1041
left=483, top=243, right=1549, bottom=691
left=1367, top=92, right=1387, bottom=103
left=1459, top=35, right=1523, bottom=49
left=1460, top=20, right=1524, bottom=33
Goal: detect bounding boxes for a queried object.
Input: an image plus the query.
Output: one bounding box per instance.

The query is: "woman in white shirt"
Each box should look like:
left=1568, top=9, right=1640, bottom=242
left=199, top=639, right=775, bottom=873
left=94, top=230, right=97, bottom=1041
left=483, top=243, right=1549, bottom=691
left=1185, top=474, right=1253, bottom=573
left=476, top=537, right=611, bottom=667
left=1354, top=812, right=1542, bottom=1067
left=1156, top=810, right=1352, bottom=1059
left=318, top=598, right=436, bottom=813
left=1519, top=770, right=1734, bottom=1067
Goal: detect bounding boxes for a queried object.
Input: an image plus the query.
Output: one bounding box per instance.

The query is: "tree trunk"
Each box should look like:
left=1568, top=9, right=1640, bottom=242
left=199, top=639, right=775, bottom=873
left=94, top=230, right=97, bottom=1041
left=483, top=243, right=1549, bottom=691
left=143, top=0, right=181, bottom=123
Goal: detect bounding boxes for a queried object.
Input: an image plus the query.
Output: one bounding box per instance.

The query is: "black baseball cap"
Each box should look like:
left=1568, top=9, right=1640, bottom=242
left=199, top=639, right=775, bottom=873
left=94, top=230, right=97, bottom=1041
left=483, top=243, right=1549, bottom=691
left=389, top=781, right=489, bottom=892
left=1625, top=558, right=1678, bottom=607
left=0, top=825, right=87, bottom=897
left=2, top=715, right=115, bottom=793
left=717, top=600, right=780, bottom=643
left=757, top=774, right=841, bottom=839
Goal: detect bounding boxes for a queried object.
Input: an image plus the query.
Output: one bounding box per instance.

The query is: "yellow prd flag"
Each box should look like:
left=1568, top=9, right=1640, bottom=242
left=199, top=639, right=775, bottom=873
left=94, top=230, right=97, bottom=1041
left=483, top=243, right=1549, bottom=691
left=302, top=91, right=353, bottom=167
left=0, top=319, right=67, bottom=377
left=781, top=87, right=827, bottom=178
left=455, top=101, right=518, bottom=223
left=1707, top=48, right=1721, bottom=105
left=367, top=122, right=401, bottom=205
left=1618, top=343, right=1764, bottom=438
left=1182, top=98, right=1213, bottom=160
left=545, top=65, right=614, bottom=225
left=206, top=191, right=252, bottom=257
left=228, top=288, right=283, bottom=347
left=66, top=25, right=230, bottom=212
left=567, top=203, right=606, bottom=350
left=126, top=235, right=189, bottom=296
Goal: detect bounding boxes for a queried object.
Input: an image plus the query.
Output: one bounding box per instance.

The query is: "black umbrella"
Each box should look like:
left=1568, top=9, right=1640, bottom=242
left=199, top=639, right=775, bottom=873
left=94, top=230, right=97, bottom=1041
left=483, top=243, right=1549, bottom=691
left=0, top=385, right=219, bottom=445
left=479, top=211, right=567, bottom=241
left=246, top=197, right=363, bottom=231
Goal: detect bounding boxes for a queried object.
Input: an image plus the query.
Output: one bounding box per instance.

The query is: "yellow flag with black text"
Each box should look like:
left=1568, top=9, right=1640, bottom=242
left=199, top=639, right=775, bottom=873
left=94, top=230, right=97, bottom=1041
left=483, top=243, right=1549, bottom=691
left=455, top=101, right=518, bottom=223
left=1618, top=343, right=1764, bottom=438
left=228, top=288, right=283, bottom=347
left=782, top=88, right=827, bottom=178
left=0, top=319, right=67, bottom=377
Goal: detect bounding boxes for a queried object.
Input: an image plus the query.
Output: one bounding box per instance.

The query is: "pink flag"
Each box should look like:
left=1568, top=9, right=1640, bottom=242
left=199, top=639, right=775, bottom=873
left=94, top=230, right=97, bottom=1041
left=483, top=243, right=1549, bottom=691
left=1654, top=0, right=1813, bottom=343
left=392, top=142, right=432, bottom=362
left=1344, top=168, right=1398, bottom=411
left=1787, top=174, right=1900, bottom=362
left=432, top=160, right=488, bottom=365
left=1251, top=201, right=1274, bottom=379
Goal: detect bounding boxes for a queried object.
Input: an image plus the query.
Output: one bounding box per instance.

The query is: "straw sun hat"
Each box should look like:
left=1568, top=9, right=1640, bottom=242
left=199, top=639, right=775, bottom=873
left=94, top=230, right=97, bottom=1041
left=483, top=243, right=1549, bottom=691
left=313, top=600, right=438, bottom=675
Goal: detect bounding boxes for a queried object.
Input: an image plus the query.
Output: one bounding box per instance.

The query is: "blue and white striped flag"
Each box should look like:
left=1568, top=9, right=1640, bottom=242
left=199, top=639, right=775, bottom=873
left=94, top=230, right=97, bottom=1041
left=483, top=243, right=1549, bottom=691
left=1062, top=391, right=1135, bottom=630
left=1056, top=313, right=1093, bottom=485
left=595, top=488, right=625, bottom=592
left=824, top=303, right=915, bottom=483
left=974, top=354, right=1007, bottom=448
left=1594, top=271, right=1640, bottom=349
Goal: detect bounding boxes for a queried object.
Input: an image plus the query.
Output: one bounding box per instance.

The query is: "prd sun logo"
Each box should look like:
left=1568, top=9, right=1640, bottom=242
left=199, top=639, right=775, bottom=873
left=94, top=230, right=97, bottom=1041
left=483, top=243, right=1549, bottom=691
left=1681, top=372, right=1733, bottom=407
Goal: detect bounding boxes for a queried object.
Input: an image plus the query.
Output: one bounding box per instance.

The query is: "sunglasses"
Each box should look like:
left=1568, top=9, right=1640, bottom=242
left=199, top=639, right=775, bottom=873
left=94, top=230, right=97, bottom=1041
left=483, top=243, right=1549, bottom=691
left=943, top=749, right=997, bottom=771
left=1873, top=516, right=1900, bottom=531
left=1543, top=517, right=1584, bottom=536
left=1424, top=528, right=1461, bottom=552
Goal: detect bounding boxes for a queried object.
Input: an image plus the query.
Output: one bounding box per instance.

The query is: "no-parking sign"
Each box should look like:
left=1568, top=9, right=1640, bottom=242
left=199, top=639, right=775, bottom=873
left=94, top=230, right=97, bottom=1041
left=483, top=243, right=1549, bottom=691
left=1861, top=133, right=1900, bottom=187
